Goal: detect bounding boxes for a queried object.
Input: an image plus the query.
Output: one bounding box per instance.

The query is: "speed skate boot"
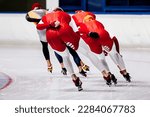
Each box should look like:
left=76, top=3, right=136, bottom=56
left=72, top=76, right=83, bottom=91
left=120, top=71, right=131, bottom=82
left=103, top=74, right=112, bottom=86
left=48, top=66, right=53, bottom=73
left=82, top=64, right=90, bottom=71
left=110, top=73, right=117, bottom=85
left=79, top=69, right=87, bottom=77
left=123, top=73, right=131, bottom=82
left=61, top=68, right=67, bottom=75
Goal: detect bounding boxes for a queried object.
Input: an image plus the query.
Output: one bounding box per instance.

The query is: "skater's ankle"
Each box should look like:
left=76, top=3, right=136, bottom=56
left=102, top=70, right=111, bottom=78
left=78, top=66, right=83, bottom=72
left=47, top=63, right=52, bottom=68
left=120, top=69, right=128, bottom=75
left=71, top=74, right=77, bottom=80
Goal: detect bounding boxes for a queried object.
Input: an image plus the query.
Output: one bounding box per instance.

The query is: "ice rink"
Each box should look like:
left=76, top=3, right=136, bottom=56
left=0, top=45, right=150, bottom=100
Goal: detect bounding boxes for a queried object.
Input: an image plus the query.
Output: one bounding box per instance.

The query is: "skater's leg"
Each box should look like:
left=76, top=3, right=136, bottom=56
left=77, top=40, right=90, bottom=70
left=108, top=43, right=131, bottom=82
left=87, top=51, right=117, bottom=85
left=67, top=46, right=81, bottom=67
left=88, top=52, right=110, bottom=75
left=77, top=40, right=117, bottom=85
left=55, top=49, right=74, bottom=74
left=77, top=40, right=110, bottom=75
left=40, top=41, right=52, bottom=72
left=54, top=51, right=67, bottom=75
left=54, top=51, right=63, bottom=63
left=55, top=48, right=83, bottom=90
left=67, top=46, right=87, bottom=77
left=108, top=44, right=126, bottom=71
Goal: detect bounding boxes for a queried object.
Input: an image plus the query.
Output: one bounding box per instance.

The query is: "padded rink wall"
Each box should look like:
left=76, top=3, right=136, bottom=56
left=0, top=13, right=150, bottom=48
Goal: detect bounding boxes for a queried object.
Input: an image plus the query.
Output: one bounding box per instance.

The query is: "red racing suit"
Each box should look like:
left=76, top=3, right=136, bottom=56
left=37, top=11, right=80, bottom=52
left=72, top=12, right=113, bottom=54
left=72, top=11, right=96, bottom=27
left=79, top=20, right=113, bottom=53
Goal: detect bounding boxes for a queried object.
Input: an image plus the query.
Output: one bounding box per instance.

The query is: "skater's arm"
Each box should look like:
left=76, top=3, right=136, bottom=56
left=36, top=16, right=51, bottom=30
left=36, top=23, right=50, bottom=30
left=79, top=24, right=99, bottom=39
left=37, top=20, right=61, bottom=30
left=36, top=20, right=49, bottom=30
left=78, top=23, right=90, bottom=36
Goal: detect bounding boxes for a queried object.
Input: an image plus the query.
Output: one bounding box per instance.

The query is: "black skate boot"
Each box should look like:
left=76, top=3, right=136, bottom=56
left=103, top=75, right=112, bottom=86
left=123, top=73, right=131, bottom=82
left=120, top=71, right=131, bottom=82
left=72, top=77, right=83, bottom=91
left=111, top=74, right=117, bottom=85
left=79, top=69, right=87, bottom=77
left=61, top=68, right=67, bottom=75
left=77, top=81, right=83, bottom=91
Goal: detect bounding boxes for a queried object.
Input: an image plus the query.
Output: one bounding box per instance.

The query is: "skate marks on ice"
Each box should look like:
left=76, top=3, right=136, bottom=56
left=0, top=73, right=150, bottom=100
left=0, top=72, right=12, bottom=91
left=42, top=75, right=150, bottom=100
left=0, top=47, right=150, bottom=99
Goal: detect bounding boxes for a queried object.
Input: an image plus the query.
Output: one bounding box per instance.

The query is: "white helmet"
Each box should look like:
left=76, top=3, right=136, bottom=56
left=52, top=7, right=64, bottom=12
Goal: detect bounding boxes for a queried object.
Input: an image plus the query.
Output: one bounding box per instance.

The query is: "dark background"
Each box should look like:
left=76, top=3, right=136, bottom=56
left=0, top=0, right=46, bottom=12
left=0, top=0, right=150, bottom=13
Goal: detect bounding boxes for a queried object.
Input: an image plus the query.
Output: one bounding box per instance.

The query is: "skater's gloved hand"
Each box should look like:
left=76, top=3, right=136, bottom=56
left=47, top=65, right=53, bottom=73
left=54, top=20, right=60, bottom=28
left=88, top=32, right=99, bottom=39
left=50, top=21, right=60, bottom=29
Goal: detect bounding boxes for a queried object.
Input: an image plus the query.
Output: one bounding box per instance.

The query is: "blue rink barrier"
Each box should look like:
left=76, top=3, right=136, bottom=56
left=59, top=0, right=150, bottom=14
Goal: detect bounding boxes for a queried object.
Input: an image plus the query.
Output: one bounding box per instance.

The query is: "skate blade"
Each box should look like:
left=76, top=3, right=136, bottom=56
left=113, top=82, right=117, bottom=85
left=126, top=80, right=131, bottom=83
left=107, top=84, right=112, bottom=87
left=78, top=86, right=83, bottom=91
left=125, top=78, right=131, bottom=82
left=113, top=83, right=117, bottom=86
left=78, top=88, right=83, bottom=91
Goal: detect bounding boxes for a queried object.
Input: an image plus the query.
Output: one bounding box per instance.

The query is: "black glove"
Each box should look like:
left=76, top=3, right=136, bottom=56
left=88, top=32, right=99, bottom=39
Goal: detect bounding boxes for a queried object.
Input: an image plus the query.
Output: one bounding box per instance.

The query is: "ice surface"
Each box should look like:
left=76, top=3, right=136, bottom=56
left=0, top=45, right=150, bottom=100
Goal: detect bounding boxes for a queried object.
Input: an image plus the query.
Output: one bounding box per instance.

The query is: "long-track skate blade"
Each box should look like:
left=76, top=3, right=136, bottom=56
left=78, top=87, right=83, bottom=91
